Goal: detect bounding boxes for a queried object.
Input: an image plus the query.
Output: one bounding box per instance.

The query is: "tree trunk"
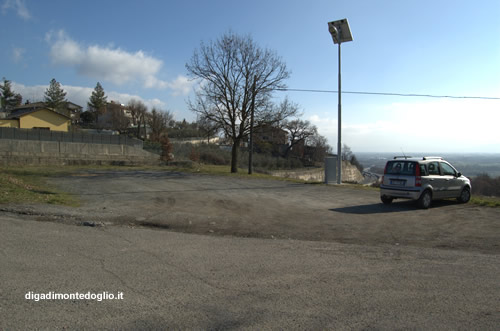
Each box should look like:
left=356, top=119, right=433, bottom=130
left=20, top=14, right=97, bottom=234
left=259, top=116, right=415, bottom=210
left=284, top=139, right=299, bottom=158
left=231, top=138, right=240, bottom=173
left=284, top=145, right=292, bottom=158
left=136, top=118, right=142, bottom=139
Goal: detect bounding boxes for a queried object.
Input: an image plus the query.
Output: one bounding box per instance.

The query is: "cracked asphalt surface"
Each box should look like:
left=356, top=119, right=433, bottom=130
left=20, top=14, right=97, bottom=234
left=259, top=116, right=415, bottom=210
left=1, top=169, right=499, bottom=329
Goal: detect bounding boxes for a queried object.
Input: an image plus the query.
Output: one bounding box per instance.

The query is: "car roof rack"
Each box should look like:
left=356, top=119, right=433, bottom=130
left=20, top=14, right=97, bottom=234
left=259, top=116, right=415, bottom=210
left=393, top=156, right=413, bottom=159
left=422, top=156, right=443, bottom=160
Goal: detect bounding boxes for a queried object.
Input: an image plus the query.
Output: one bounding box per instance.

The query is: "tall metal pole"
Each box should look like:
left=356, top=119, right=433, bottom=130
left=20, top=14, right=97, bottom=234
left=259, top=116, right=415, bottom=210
left=329, top=18, right=352, bottom=184
left=337, top=42, right=342, bottom=184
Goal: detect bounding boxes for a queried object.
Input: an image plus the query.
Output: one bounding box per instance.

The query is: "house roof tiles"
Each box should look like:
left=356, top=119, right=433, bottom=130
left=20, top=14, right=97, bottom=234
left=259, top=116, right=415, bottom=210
left=7, top=107, right=71, bottom=120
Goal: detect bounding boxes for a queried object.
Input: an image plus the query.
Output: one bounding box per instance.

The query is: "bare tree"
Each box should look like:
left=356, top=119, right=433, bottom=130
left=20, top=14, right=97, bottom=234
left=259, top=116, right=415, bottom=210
left=186, top=31, right=292, bottom=173
left=342, top=144, right=363, bottom=172
left=127, top=99, right=147, bottom=139
left=107, top=102, right=130, bottom=133
left=283, top=119, right=318, bottom=157
left=258, top=97, right=300, bottom=128
left=342, top=143, right=352, bottom=161
left=197, top=114, right=220, bottom=144
left=147, top=108, right=173, bottom=142
left=306, top=134, right=332, bottom=163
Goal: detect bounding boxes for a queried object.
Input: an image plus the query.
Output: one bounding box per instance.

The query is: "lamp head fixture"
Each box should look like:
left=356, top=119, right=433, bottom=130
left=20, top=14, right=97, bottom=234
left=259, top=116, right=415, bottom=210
left=328, top=18, right=353, bottom=44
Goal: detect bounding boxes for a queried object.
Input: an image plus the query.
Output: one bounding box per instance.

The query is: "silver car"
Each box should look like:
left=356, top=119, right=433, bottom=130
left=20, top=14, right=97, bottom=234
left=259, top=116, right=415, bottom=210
left=380, top=156, right=471, bottom=209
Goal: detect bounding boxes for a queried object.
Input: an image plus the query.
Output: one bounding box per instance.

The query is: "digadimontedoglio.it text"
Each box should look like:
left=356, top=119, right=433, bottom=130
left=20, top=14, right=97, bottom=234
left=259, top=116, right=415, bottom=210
left=25, top=291, right=124, bottom=302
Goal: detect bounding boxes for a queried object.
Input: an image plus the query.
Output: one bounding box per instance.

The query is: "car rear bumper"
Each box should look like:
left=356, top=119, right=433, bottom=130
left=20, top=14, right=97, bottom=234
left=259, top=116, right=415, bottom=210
left=380, top=186, right=421, bottom=200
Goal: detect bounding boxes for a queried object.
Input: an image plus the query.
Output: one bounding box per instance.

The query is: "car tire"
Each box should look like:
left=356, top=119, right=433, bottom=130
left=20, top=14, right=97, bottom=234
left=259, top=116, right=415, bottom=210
left=381, top=195, right=393, bottom=204
left=457, top=187, right=471, bottom=203
left=417, top=190, right=432, bottom=209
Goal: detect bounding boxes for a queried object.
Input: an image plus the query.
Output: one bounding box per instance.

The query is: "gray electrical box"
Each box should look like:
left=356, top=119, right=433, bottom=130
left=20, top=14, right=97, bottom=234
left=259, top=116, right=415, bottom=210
left=325, top=156, right=337, bottom=184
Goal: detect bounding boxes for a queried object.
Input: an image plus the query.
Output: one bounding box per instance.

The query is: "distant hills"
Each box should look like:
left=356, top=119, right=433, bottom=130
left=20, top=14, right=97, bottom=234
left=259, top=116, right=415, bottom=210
left=356, top=152, right=500, bottom=177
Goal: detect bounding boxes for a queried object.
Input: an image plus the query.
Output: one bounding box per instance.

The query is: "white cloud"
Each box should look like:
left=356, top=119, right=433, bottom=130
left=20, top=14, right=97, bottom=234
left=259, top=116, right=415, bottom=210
left=308, top=98, right=500, bottom=153
left=309, top=114, right=337, bottom=135
left=45, top=30, right=193, bottom=94
left=167, top=75, right=193, bottom=96
left=105, top=91, right=167, bottom=111
left=11, top=47, right=25, bottom=63
left=1, top=0, right=31, bottom=20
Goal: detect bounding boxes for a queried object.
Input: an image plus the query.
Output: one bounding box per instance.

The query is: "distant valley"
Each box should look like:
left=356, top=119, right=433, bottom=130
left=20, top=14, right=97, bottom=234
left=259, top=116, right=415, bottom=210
left=356, top=152, right=500, bottom=178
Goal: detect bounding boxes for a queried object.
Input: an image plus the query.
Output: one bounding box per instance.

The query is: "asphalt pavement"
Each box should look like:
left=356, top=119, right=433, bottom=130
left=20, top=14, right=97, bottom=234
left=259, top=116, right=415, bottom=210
left=1, top=211, right=499, bottom=329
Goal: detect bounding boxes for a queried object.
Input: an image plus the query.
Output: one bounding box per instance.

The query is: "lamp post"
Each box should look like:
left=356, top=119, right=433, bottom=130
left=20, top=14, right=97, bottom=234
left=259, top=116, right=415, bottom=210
left=328, top=18, right=353, bottom=184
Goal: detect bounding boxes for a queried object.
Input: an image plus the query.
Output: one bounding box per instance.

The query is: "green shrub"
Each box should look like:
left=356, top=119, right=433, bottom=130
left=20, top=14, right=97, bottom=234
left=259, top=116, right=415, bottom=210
left=200, top=151, right=229, bottom=165
left=143, top=141, right=162, bottom=155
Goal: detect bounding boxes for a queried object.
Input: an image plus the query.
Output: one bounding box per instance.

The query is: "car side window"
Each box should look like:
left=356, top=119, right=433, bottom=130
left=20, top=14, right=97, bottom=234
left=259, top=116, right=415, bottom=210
left=440, top=162, right=456, bottom=176
left=419, top=164, right=428, bottom=176
left=428, top=162, right=440, bottom=175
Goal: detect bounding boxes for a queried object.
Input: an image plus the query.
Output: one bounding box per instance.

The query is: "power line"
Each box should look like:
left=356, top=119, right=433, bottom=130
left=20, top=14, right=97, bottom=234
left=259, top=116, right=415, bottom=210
left=274, top=88, right=500, bottom=100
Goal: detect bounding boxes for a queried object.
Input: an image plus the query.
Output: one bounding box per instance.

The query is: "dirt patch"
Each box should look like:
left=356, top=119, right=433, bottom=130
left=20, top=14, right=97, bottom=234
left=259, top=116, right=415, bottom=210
left=2, top=169, right=499, bottom=254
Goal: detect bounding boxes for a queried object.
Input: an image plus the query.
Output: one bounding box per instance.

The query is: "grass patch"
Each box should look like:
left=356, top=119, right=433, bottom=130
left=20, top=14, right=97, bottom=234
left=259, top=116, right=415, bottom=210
left=0, top=167, right=84, bottom=206
left=0, top=172, right=78, bottom=206
left=470, top=196, right=500, bottom=208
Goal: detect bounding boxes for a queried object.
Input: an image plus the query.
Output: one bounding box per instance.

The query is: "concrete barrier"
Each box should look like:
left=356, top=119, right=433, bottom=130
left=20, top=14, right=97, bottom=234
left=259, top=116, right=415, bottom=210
left=269, top=168, right=325, bottom=182
left=0, top=139, right=159, bottom=166
left=269, top=161, right=364, bottom=183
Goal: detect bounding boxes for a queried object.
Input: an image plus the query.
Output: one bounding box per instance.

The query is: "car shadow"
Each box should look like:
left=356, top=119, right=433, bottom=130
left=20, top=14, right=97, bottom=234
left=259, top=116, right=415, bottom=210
left=330, top=199, right=461, bottom=215
left=330, top=202, right=416, bottom=214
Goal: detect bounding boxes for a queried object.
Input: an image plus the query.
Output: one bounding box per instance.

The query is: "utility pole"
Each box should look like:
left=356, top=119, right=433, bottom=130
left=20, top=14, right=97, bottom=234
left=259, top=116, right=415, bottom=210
left=248, top=76, right=257, bottom=174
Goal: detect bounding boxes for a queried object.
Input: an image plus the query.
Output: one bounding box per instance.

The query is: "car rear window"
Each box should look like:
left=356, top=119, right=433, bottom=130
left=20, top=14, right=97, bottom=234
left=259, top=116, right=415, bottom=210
left=385, top=161, right=417, bottom=175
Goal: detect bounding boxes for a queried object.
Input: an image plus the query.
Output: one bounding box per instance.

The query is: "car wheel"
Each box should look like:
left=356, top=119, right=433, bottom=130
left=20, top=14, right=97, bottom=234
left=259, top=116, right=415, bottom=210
left=457, top=187, right=471, bottom=203
left=417, top=190, right=432, bottom=209
left=381, top=195, right=393, bottom=204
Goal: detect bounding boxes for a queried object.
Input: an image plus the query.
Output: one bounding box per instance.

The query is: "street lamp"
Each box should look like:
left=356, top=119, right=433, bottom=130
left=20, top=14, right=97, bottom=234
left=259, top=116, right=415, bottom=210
left=328, top=18, right=353, bottom=184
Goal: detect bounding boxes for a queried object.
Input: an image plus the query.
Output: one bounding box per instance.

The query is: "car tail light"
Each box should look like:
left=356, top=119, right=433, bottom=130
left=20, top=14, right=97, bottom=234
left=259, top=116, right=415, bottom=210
left=415, top=164, right=422, bottom=187
left=381, top=164, right=387, bottom=182
left=381, top=163, right=389, bottom=184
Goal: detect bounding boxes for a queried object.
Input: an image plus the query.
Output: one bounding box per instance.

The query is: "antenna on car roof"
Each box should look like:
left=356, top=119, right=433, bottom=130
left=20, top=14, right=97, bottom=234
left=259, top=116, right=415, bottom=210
left=401, top=148, right=407, bottom=159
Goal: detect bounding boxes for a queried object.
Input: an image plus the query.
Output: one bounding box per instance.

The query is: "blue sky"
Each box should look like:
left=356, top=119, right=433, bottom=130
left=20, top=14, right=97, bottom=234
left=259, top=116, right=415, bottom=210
left=1, top=0, right=499, bottom=153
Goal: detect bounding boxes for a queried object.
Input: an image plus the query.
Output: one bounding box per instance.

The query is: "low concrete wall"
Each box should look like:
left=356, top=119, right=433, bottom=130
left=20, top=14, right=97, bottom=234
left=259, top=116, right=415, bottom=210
left=269, top=168, right=325, bottom=182
left=269, top=161, right=364, bottom=183
left=0, top=139, right=159, bottom=166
